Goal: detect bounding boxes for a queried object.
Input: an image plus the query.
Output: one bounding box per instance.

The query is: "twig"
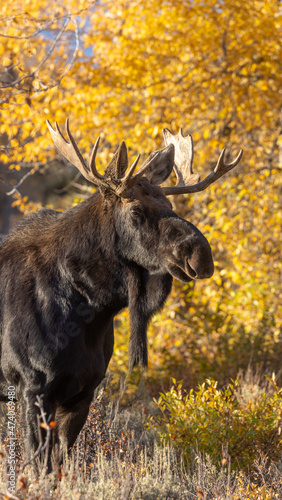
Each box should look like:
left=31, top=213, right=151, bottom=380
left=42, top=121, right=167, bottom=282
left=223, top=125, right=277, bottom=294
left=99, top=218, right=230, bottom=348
left=21, top=395, right=54, bottom=473
left=0, top=17, right=55, bottom=40
left=53, top=18, right=79, bottom=89
left=0, top=16, right=71, bottom=90
left=0, top=491, right=20, bottom=499
left=6, top=169, right=35, bottom=196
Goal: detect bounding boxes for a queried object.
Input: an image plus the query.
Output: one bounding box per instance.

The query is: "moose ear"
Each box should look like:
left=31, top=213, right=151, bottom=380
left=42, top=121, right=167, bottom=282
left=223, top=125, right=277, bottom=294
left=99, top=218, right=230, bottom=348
left=104, top=141, right=128, bottom=179
left=144, top=143, right=175, bottom=185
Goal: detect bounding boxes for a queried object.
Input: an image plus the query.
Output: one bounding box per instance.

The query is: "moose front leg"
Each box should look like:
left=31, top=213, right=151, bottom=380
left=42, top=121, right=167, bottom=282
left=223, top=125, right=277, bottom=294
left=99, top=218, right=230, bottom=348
left=20, top=389, right=56, bottom=470
left=55, top=392, right=94, bottom=462
left=0, top=368, right=10, bottom=402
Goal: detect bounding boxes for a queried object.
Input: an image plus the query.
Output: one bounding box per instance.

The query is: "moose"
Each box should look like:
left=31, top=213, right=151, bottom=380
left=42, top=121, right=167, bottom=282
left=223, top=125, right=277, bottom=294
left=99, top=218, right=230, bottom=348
left=0, top=119, right=242, bottom=467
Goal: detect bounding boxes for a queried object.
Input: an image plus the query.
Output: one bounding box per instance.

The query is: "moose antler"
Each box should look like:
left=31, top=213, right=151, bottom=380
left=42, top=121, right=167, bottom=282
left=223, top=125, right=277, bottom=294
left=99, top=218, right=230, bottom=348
left=46, top=119, right=157, bottom=198
left=162, top=128, right=243, bottom=195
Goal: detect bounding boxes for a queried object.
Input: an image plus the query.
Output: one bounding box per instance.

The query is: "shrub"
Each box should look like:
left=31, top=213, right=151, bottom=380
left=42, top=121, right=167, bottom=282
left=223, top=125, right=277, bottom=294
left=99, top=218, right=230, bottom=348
left=148, top=375, right=282, bottom=470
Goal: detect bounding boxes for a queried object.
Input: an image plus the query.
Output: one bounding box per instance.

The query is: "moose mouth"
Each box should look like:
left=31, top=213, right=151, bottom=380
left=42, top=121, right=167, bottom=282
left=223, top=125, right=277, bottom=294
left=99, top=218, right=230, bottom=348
left=165, top=259, right=194, bottom=283
left=185, top=260, right=198, bottom=279
left=165, top=258, right=214, bottom=282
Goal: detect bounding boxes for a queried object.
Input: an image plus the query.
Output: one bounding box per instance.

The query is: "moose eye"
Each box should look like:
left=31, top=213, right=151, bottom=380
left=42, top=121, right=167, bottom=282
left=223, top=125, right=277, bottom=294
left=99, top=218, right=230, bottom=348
left=130, top=207, right=142, bottom=217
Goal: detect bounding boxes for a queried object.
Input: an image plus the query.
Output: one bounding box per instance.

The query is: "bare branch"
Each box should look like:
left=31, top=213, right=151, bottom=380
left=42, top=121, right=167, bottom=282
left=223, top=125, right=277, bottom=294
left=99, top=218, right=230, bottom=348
left=53, top=18, right=79, bottom=88
left=0, top=17, right=55, bottom=40
left=6, top=169, right=35, bottom=196
left=0, top=16, right=71, bottom=90
left=21, top=395, right=55, bottom=473
left=0, top=490, right=20, bottom=500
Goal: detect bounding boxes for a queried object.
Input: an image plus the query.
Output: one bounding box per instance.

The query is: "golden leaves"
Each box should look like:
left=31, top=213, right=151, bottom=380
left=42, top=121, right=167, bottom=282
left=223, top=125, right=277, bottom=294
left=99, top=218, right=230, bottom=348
left=0, top=1, right=281, bottom=388
left=1, top=0, right=281, bottom=179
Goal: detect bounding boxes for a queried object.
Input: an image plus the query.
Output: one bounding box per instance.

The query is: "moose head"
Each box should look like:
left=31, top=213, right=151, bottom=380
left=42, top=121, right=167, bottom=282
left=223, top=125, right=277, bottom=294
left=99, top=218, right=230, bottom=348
left=47, top=120, right=242, bottom=285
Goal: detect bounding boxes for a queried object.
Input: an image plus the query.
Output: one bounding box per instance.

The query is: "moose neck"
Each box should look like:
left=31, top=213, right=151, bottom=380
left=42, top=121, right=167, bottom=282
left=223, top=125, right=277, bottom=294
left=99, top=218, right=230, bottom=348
left=57, top=192, right=128, bottom=306
left=60, top=192, right=116, bottom=260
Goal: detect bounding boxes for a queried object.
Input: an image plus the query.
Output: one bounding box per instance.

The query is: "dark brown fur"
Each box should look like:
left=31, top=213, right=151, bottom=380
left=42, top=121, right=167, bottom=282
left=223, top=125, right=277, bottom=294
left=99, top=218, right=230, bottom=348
left=0, top=161, right=214, bottom=467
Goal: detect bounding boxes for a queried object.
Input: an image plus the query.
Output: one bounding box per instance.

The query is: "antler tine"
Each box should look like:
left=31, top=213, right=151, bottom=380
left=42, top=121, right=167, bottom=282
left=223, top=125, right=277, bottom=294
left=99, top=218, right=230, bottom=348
left=121, top=154, right=141, bottom=184
left=215, top=148, right=243, bottom=173
left=162, top=146, right=243, bottom=195
left=117, top=150, right=168, bottom=196
left=48, top=119, right=119, bottom=189
left=163, top=128, right=200, bottom=189
left=47, top=119, right=156, bottom=197
left=65, top=119, right=113, bottom=185
left=162, top=127, right=243, bottom=196
left=61, top=119, right=90, bottom=178
left=89, top=136, right=108, bottom=181
left=47, top=119, right=97, bottom=184
left=122, top=152, right=159, bottom=190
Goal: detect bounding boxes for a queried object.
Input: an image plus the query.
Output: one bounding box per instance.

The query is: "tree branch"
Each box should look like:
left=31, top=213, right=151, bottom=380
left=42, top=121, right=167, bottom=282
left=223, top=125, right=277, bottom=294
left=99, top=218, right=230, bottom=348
left=21, top=395, right=55, bottom=473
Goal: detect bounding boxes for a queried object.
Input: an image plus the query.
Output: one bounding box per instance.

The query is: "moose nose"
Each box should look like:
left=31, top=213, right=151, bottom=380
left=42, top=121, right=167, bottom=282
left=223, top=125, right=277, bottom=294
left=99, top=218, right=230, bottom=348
left=186, top=255, right=214, bottom=280
left=186, top=260, right=198, bottom=279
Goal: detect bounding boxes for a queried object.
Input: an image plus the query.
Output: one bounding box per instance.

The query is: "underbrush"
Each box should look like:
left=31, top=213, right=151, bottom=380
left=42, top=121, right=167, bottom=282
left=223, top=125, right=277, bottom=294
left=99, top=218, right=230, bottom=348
left=1, top=445, right=281, bottom=499
left=149, top=371, right=282, bottom=470
left=0, top=371, right=282, bottom=499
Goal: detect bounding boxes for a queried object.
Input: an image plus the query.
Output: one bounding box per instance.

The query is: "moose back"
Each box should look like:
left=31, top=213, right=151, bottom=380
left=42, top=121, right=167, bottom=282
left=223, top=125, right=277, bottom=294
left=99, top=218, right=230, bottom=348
left=0, top=121, right=242, bottom=465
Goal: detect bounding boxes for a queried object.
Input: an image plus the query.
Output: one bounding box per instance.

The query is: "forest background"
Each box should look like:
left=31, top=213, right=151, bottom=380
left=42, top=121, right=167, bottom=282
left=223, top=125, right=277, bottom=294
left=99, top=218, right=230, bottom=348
left=0, top=1, right=281, bottom=498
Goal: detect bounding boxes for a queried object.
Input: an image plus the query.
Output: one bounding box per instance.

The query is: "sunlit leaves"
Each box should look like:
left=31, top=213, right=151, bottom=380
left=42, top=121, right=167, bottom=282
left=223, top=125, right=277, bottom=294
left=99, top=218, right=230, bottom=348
left=1, top=0, right=281, bottom=169
left=110, top=167, right=281, bottom=389
left=149, top=376, right=282, bottom=469
left=0, top=0, right=281, bottom=184
left=1, top=0, right=281, bottom=389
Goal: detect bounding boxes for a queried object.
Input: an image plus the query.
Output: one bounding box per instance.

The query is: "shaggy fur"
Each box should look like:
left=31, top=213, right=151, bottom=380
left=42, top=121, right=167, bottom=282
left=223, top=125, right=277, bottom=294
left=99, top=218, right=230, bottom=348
left=0, top=168, right=214, bottom=466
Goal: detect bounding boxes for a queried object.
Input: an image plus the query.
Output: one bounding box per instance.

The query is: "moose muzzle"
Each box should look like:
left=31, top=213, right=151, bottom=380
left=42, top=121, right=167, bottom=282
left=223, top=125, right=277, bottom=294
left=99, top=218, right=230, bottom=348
left=185, top=236, right=214, bottom=280
left=159, top=217, right=214, bottom=282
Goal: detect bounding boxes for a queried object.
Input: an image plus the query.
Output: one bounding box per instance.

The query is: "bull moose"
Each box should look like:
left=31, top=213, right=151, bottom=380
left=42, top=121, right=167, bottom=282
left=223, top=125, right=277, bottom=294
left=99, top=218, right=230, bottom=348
left=0, top=120, right=242, bottom=466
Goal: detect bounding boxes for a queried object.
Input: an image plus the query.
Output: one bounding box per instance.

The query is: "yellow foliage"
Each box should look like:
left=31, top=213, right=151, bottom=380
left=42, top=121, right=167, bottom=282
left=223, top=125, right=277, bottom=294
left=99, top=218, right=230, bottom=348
left=0, top=0, right=281, bottom=166
left=11, top=194, right=41, bottom=215
left=232, top=473, right=281, bottom=499
left=0, top=0, right=281, bottom=386
left=111, top=169, right=281, bottom=386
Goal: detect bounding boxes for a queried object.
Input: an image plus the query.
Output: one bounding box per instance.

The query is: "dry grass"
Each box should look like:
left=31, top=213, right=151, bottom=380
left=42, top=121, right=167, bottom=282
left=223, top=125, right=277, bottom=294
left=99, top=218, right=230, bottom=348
left=0, top=375, right=282, bottom=499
